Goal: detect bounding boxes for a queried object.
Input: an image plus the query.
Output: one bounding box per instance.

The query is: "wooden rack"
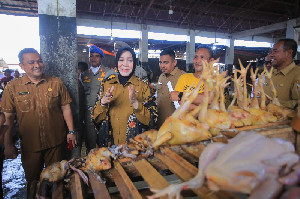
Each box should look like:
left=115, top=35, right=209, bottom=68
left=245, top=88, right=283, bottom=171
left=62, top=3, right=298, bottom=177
left=50, top=121, right=296, bottom=199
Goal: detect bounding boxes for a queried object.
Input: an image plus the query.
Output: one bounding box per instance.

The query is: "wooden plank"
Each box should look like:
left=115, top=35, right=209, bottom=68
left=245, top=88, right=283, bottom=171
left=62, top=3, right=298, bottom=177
left=155, top=153, right=194, bottom=179
left=133, top=159, right=170, bottom=199
left=180, top=144, right=206, bottom=159
left=168, top=145, right=200, bottom=162
left=222, top=124, right=295, bottom=144
left=221, top=130, right=238, bottom=138
left=260, top=126, right=295, bottom=143
left=111, top=160, right=142, bottom=199
left=103, top=156, right=169, bottom=184
left=155, top=152, right=213, bottom=199
left=110, top=169, right=132, bottom=198
left=155, top=152, right=237, bottom=199
left=52, top=181, right=63, bottom=199
left=161, top=147, right=198, bottom=175
left=296, top=131, right=300, bottom=154
left=69, top=172, right=84, bottom=199
left=88, top=172, right=111, bottom=199
left=251, top=125, right=294, bottom=144
left=234, top=120, right=290, bottom=132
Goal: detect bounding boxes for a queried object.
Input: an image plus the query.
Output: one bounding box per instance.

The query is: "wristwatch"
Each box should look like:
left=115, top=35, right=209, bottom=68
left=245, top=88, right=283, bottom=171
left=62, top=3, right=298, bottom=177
left=68, top=130, right=76, bottom=135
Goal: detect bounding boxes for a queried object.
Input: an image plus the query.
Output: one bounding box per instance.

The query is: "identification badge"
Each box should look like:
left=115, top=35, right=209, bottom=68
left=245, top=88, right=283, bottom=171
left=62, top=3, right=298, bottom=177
left=18, top=91, right=29, bottom=95
left=100, top=72, right=106, bottom=78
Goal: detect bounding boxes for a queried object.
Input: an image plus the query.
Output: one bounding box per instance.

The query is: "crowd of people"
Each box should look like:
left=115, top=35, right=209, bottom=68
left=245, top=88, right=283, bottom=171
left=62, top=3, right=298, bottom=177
left=0, top=38, right=298, bottom=198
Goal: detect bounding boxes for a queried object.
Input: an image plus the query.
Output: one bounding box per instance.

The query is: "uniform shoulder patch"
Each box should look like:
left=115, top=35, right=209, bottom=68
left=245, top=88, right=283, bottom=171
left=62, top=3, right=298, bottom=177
left=101, top=74, right=117, bottom=84
left=108, top=74, right=116, bottom=80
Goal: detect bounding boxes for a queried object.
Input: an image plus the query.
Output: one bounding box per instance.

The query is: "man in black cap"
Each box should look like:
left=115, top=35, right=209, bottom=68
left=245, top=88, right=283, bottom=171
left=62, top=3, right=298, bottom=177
left=13, top=70, right=21, bottom=79
left=0, top=69, right=13, bottom=89
left=80, top=45, right=116, bottom=155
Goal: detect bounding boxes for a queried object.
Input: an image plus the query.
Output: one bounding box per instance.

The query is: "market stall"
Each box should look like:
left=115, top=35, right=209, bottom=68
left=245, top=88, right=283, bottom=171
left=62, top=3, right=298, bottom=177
left=37, top=61, right=299, bottom=199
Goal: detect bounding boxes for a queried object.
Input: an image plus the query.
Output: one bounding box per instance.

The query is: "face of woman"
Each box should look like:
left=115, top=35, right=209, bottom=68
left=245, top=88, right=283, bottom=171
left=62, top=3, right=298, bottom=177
left=118, top=51, right=134, bottom=76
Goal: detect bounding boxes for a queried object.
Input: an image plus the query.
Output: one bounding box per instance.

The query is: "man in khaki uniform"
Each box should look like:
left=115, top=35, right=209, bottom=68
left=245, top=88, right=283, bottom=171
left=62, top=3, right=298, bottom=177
left=80, top=45, right=116, bottom=154
left=263, top=38, right=300, bottom=110
left=265, top=54, right=272, bottom=71
left=156, top=49, right=185, bottom=128
left=1, top=48, right=76, bottom=197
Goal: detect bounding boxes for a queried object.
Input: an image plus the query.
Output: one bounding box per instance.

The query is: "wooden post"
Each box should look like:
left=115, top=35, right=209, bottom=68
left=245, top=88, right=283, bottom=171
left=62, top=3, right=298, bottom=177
left=70, top=173, right=84, bottom=199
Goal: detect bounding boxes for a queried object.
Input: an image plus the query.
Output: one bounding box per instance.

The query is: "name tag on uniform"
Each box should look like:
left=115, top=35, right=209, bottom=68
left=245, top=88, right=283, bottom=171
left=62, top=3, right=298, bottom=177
left=18, top=92, right=29, bottom=95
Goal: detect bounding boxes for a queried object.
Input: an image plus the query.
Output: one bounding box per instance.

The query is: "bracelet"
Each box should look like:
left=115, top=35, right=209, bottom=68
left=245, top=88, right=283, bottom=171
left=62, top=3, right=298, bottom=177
left=178, top=92, right=183, bottom=101
left=68, top=130, right=76, bottom=135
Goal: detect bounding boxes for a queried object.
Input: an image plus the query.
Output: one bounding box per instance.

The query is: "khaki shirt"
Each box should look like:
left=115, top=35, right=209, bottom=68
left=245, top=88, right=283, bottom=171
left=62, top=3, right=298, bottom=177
left=1, top=74, right=72, bottom=152
left=156, top=67, right=185, bottom=128
left=92, top=75, right=151, bottom=144
left=263, top=62, right=300, bottom=109
left=81, top=67, right=117, bottom=107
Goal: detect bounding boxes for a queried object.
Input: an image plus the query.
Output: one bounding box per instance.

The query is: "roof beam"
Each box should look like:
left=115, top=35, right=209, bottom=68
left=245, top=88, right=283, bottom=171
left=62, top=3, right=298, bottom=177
left=231, top=1, right=268, bottom=32
left=216, top=0, right=251, bottom=31
left=143, top=0, right=155, bottom=18
left=231, top=19, right=297, bottom=39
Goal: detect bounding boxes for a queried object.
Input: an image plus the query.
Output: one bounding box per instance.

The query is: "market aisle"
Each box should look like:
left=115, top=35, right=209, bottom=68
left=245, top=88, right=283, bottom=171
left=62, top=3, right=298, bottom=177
left=2, top=141, right=26, bottom=199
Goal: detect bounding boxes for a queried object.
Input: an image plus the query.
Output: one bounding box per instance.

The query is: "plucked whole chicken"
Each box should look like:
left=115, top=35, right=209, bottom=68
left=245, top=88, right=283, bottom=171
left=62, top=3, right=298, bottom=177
left=148, top=131, right=299, bottom=199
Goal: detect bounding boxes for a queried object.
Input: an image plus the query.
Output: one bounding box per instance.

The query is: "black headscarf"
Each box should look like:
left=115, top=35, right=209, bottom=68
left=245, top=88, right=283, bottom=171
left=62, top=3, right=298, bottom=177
left=115, top=47, right=137, bottom=86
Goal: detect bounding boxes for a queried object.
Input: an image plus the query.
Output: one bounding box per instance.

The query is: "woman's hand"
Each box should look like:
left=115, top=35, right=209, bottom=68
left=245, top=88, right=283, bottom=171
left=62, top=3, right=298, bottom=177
left=128, top=85, right=138, bottom=109
left=101, top=86, right=114, bottom=106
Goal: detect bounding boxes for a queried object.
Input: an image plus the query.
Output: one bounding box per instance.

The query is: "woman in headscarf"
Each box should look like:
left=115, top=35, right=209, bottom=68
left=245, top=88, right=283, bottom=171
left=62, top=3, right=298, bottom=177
left=92, top=47, right=157, bottom=146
